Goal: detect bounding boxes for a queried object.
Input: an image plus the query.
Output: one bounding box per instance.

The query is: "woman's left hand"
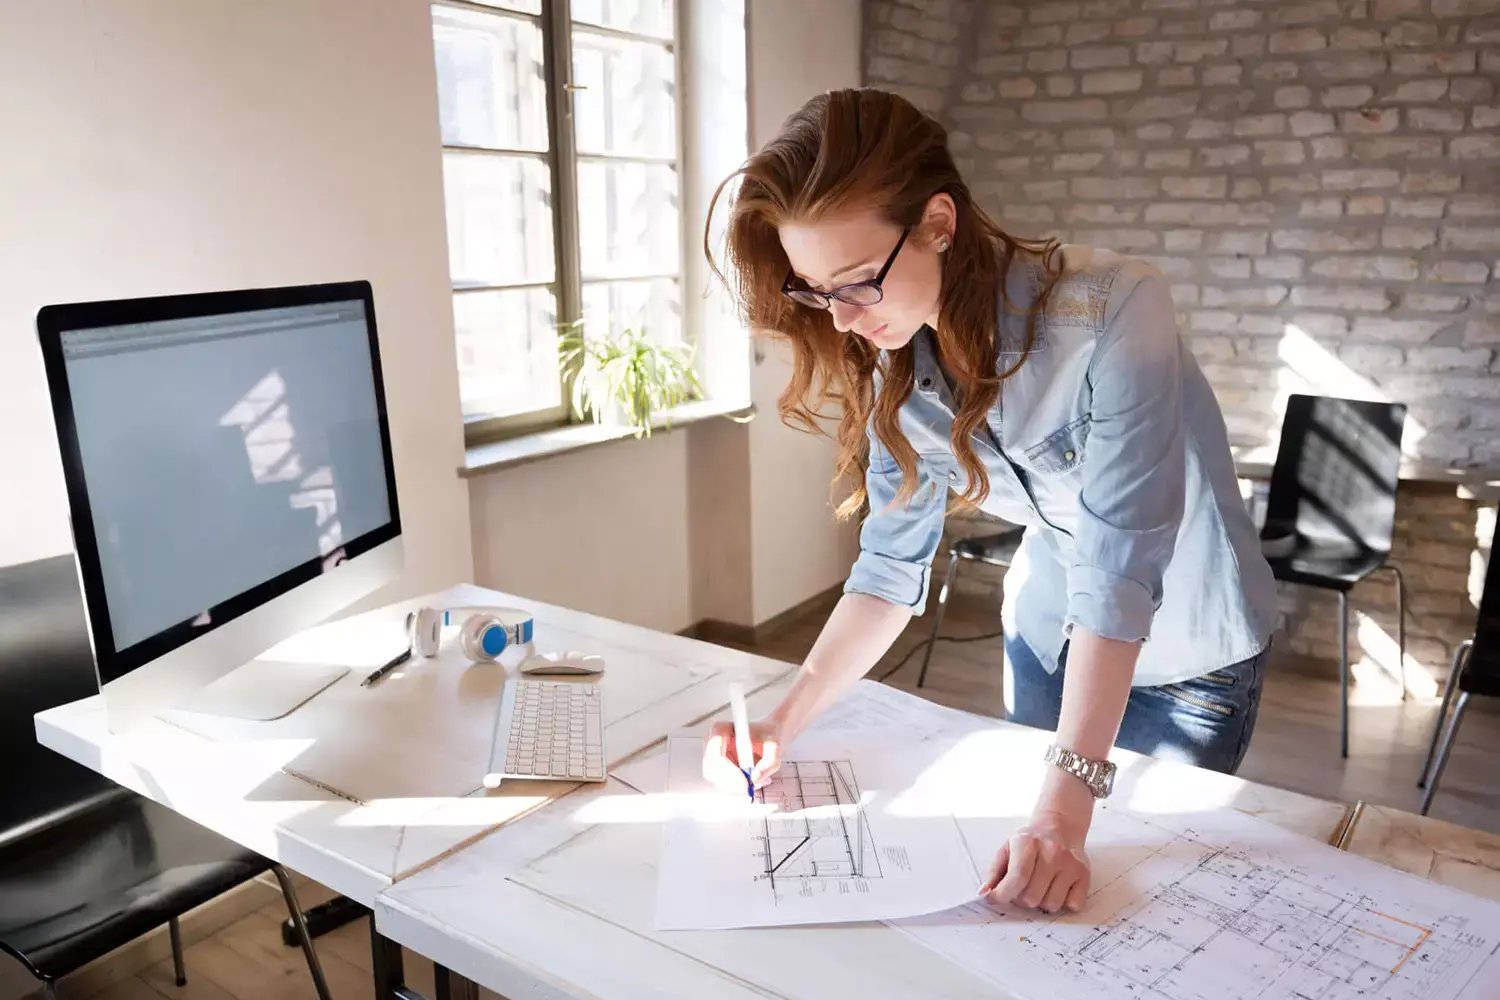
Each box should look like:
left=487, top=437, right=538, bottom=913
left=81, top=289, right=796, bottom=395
left=978, top=776, right=1093, bottom=913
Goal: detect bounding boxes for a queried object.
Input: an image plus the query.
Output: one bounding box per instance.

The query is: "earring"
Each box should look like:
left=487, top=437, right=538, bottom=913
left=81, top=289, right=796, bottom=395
left=938, top=237, right=950, bottom=252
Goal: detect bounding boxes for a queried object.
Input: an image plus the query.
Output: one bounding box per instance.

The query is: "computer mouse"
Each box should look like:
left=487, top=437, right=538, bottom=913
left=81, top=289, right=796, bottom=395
left=520, top=650, right=605, bottom=676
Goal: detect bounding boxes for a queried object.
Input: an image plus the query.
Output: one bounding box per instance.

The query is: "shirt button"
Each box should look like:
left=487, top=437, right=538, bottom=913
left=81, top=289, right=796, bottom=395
left=1064, top=449, right=1076, bottom=462
left=920, top=378, right=933, bottom=388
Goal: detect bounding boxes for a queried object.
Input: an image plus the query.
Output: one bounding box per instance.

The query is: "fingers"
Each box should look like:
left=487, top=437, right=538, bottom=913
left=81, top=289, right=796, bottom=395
left=701, top=725, right=747, bottom=792
left=750, top=738, right=781, bottom=788
left=979, top=839, right=1009, bottom=895
left=704, top=722, right=736, bottom=765
left=1064, top=874, right=1089, bottom=913
left=1039, top=869, right=1074, bottom=914
left=988, top=833, right=1038, bottom=905
left=987, top=835, right=1091, bottom=914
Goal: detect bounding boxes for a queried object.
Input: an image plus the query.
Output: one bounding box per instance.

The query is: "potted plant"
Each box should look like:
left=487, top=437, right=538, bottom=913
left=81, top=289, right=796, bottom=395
left=558, top=320, right=704, bottom=439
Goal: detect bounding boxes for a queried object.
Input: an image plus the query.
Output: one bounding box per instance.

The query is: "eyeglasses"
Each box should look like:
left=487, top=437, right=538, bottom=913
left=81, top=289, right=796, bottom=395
left=781, top=227, right=911, bottom=310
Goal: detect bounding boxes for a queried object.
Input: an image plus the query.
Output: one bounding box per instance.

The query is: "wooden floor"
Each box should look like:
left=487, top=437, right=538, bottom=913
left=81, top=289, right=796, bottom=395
left=69, top=591, right=1498, bottom=1000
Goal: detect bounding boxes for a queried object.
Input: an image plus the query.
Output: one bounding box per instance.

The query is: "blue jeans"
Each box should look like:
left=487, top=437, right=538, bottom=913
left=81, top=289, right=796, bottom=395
left=1004, top=634, right=1268, bottom=775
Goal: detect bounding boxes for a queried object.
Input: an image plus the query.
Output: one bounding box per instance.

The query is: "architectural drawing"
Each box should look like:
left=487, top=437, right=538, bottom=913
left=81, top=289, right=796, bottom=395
left=897, top=806, right=1500, bottom=1000
left=657, top=732, right=979, bottom=929
left=751, top=760, right=884, bottom=902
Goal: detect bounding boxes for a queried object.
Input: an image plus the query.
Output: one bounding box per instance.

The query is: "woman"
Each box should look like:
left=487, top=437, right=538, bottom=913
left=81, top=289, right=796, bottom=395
left=701, top=88, right=1277, bottom=915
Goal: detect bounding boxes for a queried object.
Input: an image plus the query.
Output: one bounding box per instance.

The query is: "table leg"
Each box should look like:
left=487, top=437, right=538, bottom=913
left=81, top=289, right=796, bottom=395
left=371, top=920, right=407, bottom=1000
left=436, top=964, right=480, bottom=1000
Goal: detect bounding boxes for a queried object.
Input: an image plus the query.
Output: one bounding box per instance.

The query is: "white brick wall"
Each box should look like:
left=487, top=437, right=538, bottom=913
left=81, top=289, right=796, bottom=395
left=864, top=0, right=1499, bottom=680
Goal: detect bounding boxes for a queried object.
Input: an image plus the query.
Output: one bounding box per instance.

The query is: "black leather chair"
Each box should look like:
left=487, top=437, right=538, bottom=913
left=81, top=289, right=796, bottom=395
left=1260, top=394, right=1408, bottom=759
left=916, top=527, right=1022, bottom=689
left=0, top=555, right=331, bottom=999
left=1417, top=520, right=1498, bottom=816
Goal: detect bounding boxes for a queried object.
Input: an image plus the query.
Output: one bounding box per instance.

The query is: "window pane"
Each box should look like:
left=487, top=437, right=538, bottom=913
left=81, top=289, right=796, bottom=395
left=572, top=0, right=673, bottom=39
left=433, top=6, right=548, bottom=151
left=442, top=152, right=555, bottom=288
left=577, top=161, right=680, bottom=279
left=582, top=278, right=682, bottom=345
left=572, top=33, right=676, bottom=157
left=453, top=288, right=561, bottom=419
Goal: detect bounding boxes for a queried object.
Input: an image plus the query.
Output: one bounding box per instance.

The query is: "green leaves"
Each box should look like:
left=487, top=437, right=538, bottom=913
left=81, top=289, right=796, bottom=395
left=558, top=320, right=703, bottom=439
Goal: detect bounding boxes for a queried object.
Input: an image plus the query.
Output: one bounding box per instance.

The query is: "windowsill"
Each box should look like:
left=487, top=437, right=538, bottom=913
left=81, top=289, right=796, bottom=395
left=460, top=397, right=755, bottom=478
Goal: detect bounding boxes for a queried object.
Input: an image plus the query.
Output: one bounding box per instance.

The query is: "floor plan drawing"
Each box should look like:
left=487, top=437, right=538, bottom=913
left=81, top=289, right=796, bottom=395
left=1020, top=835, right=1488, bottom=1000
left=896, top=805, right=1500, bottom=1000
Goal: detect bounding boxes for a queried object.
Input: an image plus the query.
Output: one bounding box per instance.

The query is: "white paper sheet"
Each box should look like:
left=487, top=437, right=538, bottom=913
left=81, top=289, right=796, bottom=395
left=895, top=802, right=1500, bottom=1000
left=612, top=679, right=989, bottom=797
left=655, top=731, right=982, bottom=929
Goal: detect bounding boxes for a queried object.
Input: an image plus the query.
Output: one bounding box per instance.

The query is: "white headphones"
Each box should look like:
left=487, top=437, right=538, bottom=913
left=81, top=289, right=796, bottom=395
left=404, top=605, right=535, bottom=663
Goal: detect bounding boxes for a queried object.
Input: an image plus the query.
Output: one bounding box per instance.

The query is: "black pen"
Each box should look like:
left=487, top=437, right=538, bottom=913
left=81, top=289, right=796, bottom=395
left=361, top=645, right=412, bottom=687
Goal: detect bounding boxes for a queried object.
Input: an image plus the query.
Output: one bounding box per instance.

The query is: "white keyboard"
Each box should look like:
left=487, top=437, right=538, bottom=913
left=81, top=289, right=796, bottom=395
left=485, top=678, right=605, bottom=786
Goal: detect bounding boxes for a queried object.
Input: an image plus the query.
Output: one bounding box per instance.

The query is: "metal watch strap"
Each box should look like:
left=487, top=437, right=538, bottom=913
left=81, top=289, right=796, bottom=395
left=1044, top=744, right=1116, bottom=799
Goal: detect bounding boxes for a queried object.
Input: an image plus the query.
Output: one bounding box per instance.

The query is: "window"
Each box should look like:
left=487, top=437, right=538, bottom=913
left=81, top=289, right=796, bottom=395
left=432, top=0, right=684, bottom=443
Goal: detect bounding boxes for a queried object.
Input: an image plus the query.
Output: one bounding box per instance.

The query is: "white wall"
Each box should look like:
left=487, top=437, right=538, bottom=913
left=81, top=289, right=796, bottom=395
left=469, top=0, right=862, bottom=634
left=0, top=1, right=473, bottom=609
left=745, top=0, right=864, bottom=624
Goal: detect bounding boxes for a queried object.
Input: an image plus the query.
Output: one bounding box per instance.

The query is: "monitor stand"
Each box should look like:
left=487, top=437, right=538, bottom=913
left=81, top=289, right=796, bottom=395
left=173, top=659, right=350, bottom=721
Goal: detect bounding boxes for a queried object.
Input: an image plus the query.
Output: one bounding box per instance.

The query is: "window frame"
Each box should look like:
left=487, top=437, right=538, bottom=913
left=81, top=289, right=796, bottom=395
left=434, top=0, right=689, bottom=446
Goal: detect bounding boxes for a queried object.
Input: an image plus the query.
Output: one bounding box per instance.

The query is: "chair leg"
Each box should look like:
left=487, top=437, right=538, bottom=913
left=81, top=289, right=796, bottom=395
left=916, top=554, right=960, bottom=689
left=1387, top=564, right=1408, bottom=701
left=1419, top=639, right=1472, bottom=788
left=1420, top=692, right=1471, bottom=816
left=1339, top=591, right=1350, bottom=759
left=271, top=865, right=333, bottom=1000
left=168, top=916, right=186, bottom=987
left=43, top=981, right=61, bottom=1000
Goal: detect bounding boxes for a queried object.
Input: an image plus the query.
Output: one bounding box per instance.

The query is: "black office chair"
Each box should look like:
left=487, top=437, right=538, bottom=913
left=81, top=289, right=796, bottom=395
left=1417, top=524, right=1498, bottom=816
left=916, top=527, right=1023, bottom=689
left=1260, top=394, right=1408, bottom=759
left=0, top=555, right=332, bottom=1000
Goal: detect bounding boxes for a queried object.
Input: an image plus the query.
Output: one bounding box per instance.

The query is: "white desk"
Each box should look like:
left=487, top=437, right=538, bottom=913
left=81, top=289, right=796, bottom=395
left=37, top=585, right=1365, bottom=1000
left=373, top=678, right=1352, bottom=1000
left=33, top=584, right=795, bottom=910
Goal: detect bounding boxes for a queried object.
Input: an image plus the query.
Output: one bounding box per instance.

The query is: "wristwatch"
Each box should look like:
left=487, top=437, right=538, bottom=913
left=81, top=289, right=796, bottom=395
left=1044, top=744, right=1117, bottom=799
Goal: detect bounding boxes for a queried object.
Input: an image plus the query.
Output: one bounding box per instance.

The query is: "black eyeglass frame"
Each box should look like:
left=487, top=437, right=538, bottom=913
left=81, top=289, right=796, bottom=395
left=781, top=226, right=913, bottom=310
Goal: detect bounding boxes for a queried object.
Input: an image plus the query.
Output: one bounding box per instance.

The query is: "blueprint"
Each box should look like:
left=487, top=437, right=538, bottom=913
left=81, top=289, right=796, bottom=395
left=896, top=803, right=1500, bottom=1000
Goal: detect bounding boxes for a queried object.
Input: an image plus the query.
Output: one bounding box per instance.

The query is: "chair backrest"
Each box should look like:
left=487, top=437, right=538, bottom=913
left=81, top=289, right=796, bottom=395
left=1263, top=394, right=1407, bottom=556
left=1462, top=523, right=1500, bottom=698
left=0, top=555, right=124, bottom=850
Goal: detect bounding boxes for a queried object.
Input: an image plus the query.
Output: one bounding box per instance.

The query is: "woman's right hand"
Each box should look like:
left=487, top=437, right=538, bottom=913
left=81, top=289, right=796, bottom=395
left=701, top=717, right=785, bottom=794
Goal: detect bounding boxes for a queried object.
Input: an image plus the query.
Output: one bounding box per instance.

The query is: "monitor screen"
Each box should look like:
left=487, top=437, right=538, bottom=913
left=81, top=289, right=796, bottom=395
left=38, top=282, right=401, bottom=684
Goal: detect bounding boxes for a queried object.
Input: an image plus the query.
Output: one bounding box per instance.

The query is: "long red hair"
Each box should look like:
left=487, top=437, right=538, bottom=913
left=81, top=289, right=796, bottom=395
left=706, top=88, right=1068, bottom=516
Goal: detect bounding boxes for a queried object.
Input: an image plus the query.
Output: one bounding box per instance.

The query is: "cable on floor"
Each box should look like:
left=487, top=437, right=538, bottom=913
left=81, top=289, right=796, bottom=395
left=875, top=629, right=1005, bottom=683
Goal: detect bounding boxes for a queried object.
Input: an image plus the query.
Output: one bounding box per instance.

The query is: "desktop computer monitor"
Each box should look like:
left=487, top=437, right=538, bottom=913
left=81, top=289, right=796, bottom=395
left=37, top=281, right=405, bottom=733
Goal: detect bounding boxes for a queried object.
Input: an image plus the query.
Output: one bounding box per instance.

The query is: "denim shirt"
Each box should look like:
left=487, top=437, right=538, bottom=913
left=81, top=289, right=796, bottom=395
left=843, top=244, right=1278, bottom=688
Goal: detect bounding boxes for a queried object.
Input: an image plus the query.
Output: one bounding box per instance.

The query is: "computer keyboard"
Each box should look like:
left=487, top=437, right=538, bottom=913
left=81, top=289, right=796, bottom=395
left=486, top=678, right=605, bottom=785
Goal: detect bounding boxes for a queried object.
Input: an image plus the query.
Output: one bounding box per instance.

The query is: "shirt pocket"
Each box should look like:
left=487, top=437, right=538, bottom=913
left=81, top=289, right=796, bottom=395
left=1022, top=413, right=1091, bottom=474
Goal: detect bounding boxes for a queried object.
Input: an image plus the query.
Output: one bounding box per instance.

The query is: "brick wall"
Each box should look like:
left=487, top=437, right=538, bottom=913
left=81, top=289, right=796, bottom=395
left=865, top=0, right=1499, bottom=684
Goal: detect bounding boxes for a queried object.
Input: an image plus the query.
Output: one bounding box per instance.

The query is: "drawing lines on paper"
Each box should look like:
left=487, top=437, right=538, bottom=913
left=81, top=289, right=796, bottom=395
left=751, top=760, right=883, bottom=904
left=1016, top=826, right=1490, bottom=1000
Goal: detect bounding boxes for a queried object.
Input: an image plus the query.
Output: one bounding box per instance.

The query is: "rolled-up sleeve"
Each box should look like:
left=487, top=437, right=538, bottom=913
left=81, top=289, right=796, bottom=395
left=1065, top=265, right=1186, bottom=644
left=843, top=429, right=949, bottom=612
